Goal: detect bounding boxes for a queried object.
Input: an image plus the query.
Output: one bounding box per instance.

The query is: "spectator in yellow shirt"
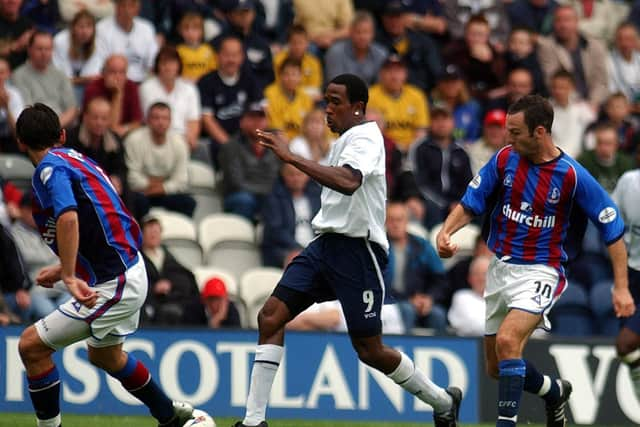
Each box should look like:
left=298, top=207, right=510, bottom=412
left=368, top=55, right=429, bottom=153
left=176, top=12, right=217, bottom=83
left=264, top=57, right=314, bottom=141
left=273, top=25, right=322, bottom=100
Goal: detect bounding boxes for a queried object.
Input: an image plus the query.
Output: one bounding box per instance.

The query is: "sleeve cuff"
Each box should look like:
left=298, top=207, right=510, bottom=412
left=55, top=205, right=78, bottom=220
left=605, top=230, right=625, bottom=247
left=460, top=201, right=480, bottom=217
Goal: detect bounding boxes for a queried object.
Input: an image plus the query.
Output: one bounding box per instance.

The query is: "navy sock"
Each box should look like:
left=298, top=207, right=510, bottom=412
left=27, top=366, right=61, bottom=421
left=497, top=359, right=526, bottom=427
left=523, top=359, right=560, bottom=406
left=109, top=354, right=173, bottom=423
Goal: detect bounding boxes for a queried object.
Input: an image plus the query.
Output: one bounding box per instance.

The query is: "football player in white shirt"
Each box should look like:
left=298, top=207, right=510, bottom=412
left=613, top=169, right=640, bottom=400
left=233, top=74, right=462, bottom=427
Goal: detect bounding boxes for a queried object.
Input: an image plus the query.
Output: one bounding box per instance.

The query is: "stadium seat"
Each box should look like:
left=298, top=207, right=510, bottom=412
left=407, top=221, right=429, bottom=240
left=240, top=267, right=284, bottom=329
left=589, top=280, right=618, bottom=336
left=198, top=213, right=260, bottom=280
left=0, top=154, right=35, bottom=192
left=550, top=283, right=594, bottom=336
left=192, top=265, right=247, bottom=327
left=149, top=209, right=203, bottom=269
left=188, top=161, right=222, bottom=224
left=429, top=222, right=480, bottom=268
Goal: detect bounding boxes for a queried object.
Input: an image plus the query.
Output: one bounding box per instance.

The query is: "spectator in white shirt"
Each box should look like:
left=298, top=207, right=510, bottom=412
left=58, top=0, right=114, bottom=23
left=448, top=254, right=490, bottom=337
left=0, top=57, right=24, bottom=152
left=140, top=45, right=201, bottom=151
left=289, top=108, right=333, bottom=165
left=95, top=0, right=158, bottom=83
left=52, top=10, right=103, bottom=100
left=549, top=69, right=595, bottom=158
left=607, top=22, right=640, bottom=110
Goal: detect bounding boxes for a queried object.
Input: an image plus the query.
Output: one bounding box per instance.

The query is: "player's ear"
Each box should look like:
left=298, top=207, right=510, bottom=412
left=58, top=128, right=67, bottom=147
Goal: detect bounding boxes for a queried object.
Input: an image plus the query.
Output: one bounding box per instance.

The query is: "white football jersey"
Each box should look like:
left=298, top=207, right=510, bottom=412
left=311, top=121, right=389, bottom=252
left=612, top=169, right=640, bottom=271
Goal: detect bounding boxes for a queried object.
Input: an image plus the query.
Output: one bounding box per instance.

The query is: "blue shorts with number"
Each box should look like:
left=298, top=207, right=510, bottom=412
left=621, top=267, right=640, bottom=334
left=275, top=233, right=388, bottom=337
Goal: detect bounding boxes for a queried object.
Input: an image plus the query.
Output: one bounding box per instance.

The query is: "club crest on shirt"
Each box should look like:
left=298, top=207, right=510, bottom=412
left=469, top=174, right=481, bottom=189
left=548, top=187, right=561, bottom=204
left=503, top=173, right=513, bottom=187
left=598, top=207, right=617, bottom=224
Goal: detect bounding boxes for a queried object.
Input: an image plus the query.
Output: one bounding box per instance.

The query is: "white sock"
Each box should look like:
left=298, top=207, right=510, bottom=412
left=243, top=344, right=284, bottom=426
left=37, top=414, right=61, bottom=427
left=387, top=352, right=453, bottom=413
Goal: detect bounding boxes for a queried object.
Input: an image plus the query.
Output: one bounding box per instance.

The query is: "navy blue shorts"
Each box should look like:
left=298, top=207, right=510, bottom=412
left=274, top=233, right=388, bottom=338
left=621, top=267, right=640, bottom=334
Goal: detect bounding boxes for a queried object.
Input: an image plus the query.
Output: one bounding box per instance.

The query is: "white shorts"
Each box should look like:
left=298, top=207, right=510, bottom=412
left=35, top=254, right=148, bottom=349
left=485, top=256, right=566, bottom=335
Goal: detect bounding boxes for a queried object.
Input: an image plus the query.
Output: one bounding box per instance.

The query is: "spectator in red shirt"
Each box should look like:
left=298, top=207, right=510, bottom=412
left=83, top=54, right=142, bottom=137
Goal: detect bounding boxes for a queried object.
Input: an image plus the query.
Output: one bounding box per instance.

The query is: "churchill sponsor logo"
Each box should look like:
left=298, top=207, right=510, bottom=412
left=502, top=204, right=556, bottom=228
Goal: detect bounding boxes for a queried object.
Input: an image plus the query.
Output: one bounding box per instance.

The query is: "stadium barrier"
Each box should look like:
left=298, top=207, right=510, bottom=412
left=0, top=327, right=479, bottom=423
left=1, top=327, right=637, bottom=424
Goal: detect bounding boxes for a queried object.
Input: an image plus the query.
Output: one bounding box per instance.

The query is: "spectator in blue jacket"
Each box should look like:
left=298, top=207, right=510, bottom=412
left=386, top=201, right=448, bottom=333
left=261, top=163, right=321, bottom=268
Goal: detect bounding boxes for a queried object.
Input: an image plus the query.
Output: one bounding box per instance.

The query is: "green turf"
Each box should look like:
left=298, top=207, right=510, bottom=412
left=1, top=413, right=613, bottom=427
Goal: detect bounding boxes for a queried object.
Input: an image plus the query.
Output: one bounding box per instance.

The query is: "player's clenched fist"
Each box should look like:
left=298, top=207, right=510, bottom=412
left=436, top=230, right=458, bottom=258
left=613, top=287, right=636, bottom=318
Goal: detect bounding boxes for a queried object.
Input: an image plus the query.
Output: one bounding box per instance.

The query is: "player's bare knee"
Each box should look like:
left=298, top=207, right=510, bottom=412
left=352, top=340, right=383, bottom=368
left=258, top=300, right=287, bottom=336
left=18, top=326, right=41, bottom=364
left=495, top=333, right=520, bottom=359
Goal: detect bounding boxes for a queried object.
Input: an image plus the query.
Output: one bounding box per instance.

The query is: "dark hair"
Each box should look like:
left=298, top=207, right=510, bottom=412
left=507, top=94, right=554, bottom=134
left=594, top=121, right=617, bottom=135
left=148, top=101, right=171, bottom=115
left=16, top=103, right=62, bottom=150
left=551, top=68, right=575, bottom=84
left=465, top=14, right=489, bottom=30
left=328, top=73, right=369, bottom=113
left=153, top=44, right=183, bottom=75
left=287, top=24, right=307, bottom=40
left=28, top=30, right=52, bottom=48
left=278, top=56, right=302, bottom=74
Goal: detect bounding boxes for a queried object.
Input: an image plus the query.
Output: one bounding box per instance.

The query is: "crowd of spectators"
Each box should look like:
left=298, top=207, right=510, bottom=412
left=1, top=0, right=640, bottom=337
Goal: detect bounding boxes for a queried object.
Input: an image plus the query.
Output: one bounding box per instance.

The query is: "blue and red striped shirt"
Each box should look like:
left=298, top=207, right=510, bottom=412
left=461, top=146, right=624, bottom=269
left=32, top=148, right=142, bottom=285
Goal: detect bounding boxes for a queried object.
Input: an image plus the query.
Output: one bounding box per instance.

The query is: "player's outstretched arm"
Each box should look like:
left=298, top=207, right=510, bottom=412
left=436, top=204, right=474, bottom=258
left=56, top=210, right=98, bottom=308
left=608, top=238, right=635, bottom=318
left=257, top=129, right=361, bottom=195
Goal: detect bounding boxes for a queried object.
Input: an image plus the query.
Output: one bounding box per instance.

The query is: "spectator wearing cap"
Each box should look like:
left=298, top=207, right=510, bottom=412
left=292, top=0, right=353, bottom=52
left=537, top=5, right=609, bottom=110
left=198, top=36, right=262, bottom=161
left=443, top=14, right=506, bottom=103
left=0, top=0, right=34, bottom=70
left=139, top=215, right=202, bottom=326
left=368, top=55, right=429, bottom=153
left=124, top=102, right=196, bottom=218
left=94, top=0, right=158, bottom=83
left=192, top=277, right=242, bottom=329
left=83, top=54, right=143, bottom=138
left=430, top=64, right=482, bottom=144
left=376, top=0, right=443, bottom=92
left=264, top=57, right=313, bottom=141
left=11, top=31, right=78, bottom=129
left=219, top=101, right=281, bottom=221
left=139, top=45, right=201, bottom=151
left=485, top=67, right=534, bottom=112
left=9, top=192, right=71, bottom=319
left=261, top=163, right=321, bottom=268
left=549, top=69, right=595, bottom=158
left=466, top=109, right=507, bottom=175
left=273, top=25, right=323, bottom=100
left=406, top=103, right=472, bottom=229
left=214, top=0, right=274, bottom=92
left=505, top=27, right=547, bottom=96
left=324, top=11, right=388, bottom=85
left=442, top=0, right=511, bottom=48
left=65, top=97, right=127, bottom=196
left=507, top=0, right=558, bottom=35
